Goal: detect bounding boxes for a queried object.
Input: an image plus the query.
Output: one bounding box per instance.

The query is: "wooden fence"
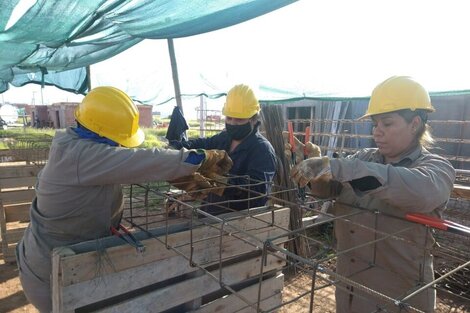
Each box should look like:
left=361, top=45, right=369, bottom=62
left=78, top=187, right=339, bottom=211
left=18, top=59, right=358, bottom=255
left=0, top=158, right=42, bottom=262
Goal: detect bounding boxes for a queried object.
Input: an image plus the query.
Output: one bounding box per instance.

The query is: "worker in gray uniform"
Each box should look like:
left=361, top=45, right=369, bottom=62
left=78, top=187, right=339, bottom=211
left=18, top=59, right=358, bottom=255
left=16, top=86, right=232, bottom=313
left=291, top=76, right=455, bottom=313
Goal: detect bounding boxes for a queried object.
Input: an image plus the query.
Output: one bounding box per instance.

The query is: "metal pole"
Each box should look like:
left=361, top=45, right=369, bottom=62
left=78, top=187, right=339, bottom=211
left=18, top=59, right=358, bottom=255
left=86, top=65, right=92, bottom=91
left=40, top=86, right=44, bottom=105
left=199, top=95, right=205, bottom=138
left=167, top=38, right=184, bottom=115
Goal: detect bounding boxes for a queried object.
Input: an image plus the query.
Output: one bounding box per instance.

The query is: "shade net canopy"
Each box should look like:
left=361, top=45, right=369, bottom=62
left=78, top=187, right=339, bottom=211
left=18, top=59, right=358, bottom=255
left=0, top=0, right=296, bottom=94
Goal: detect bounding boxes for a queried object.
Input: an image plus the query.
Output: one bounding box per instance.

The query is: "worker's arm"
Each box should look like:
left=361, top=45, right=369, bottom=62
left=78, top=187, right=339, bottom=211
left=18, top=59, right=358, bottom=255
left=330, top=152, right=456, bottom=213
left=169, top=132, right=227, bottom=150
left=74, top=143, right=201, bottom=185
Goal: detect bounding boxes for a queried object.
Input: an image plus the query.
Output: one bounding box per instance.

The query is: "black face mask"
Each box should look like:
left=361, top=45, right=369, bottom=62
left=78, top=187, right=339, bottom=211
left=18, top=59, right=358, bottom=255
left=225, top=122, right=253, bottom=140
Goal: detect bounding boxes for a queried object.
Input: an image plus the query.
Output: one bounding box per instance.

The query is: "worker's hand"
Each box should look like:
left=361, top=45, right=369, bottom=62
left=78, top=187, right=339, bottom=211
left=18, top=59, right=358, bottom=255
left=169, top=173, right=213, bottom=199
left=307, top=174, right=343, bottom=199
left=290, top=156, right=330, bottom=188
left=282, top=131, right=321, bottom=164
left=198, top=149, right=233, bottom=176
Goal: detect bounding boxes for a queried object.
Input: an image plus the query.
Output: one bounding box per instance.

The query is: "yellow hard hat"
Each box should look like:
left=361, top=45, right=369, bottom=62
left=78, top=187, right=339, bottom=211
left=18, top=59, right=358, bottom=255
left=222, top=84, right=260, bottom=119
left=361, top=76, right=435, bottom=119
left=75, top=86, right=145, bottom=147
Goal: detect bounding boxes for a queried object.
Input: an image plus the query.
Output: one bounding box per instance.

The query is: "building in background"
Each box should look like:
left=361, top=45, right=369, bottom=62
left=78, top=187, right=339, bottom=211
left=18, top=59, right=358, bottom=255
left=31, top=102, right=153, bottom=129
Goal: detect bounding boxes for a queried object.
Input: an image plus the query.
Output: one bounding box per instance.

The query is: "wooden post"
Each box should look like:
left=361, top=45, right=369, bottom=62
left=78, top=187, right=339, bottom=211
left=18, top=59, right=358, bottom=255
left=167, top=38, right=184, bottom=115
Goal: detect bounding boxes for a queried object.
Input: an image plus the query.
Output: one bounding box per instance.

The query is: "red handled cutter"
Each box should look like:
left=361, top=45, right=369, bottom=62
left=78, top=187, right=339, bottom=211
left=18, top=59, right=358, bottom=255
left=304, top=126, right=310, bottom=159
left=406, top=213, right=470, bottom=236
left=111, top=223, right=146, bottom=253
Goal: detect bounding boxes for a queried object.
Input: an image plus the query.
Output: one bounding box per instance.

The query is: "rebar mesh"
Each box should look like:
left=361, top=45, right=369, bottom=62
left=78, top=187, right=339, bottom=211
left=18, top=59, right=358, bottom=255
left=121, top=178, right=470, bottom=312
left=4, top=134, right=52, bottom=165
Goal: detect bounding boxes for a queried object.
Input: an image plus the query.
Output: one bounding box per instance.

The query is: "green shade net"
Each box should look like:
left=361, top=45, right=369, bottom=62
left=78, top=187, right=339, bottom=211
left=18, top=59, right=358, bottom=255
left=0, top=0, right=296, bottom=94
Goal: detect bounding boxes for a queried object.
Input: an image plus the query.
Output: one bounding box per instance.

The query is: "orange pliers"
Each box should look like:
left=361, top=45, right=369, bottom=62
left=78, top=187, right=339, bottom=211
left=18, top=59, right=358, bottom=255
left=406, top=213, right=470, bottom=236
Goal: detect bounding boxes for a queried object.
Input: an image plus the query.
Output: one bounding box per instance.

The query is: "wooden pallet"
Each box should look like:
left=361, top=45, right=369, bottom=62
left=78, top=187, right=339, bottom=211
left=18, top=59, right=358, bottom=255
left=52, top=207, right=290, bottom=313
left=0, top=163, right=42, bottom=263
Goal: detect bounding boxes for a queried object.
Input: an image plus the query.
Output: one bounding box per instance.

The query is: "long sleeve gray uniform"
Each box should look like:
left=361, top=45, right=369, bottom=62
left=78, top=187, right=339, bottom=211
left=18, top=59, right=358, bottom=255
left=17, top=128, right=200, bottom=312
left=328, top=145, right=455, bottom=313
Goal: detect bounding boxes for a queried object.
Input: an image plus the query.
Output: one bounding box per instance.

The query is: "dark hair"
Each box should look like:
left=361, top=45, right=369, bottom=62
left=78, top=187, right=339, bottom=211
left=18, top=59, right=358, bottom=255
left=396, top=109, right=434, bottom=148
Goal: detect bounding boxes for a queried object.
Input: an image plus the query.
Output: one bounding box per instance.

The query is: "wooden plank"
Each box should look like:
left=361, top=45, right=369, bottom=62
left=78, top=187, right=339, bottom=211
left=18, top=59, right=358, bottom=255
left=63, top=252, right=201, bottom=310
left=193, top=273, right=284, bottom=313
left=452, top=184, right=470, bottom=199
left=94, top=254, right=283, bottom=313
left=0, top=189, right=36, bottom=205
left=0, top=176, right=37, bottom=189
left=4, top=203, right=30, bottom=222
left=3, top=244, right=17, bottom=263
left=67, top=206, right=284, bottom=253
left=0, top=201, right=7, bottom=261
left=59, top=208, right=290, bottom=286
left=52, top=248, right=76, bottom=313
left=63, top=223, right=286, bottom=287
left=0, top=165, right=43, bottom=179
left=4, top=227, right=26, bottom=244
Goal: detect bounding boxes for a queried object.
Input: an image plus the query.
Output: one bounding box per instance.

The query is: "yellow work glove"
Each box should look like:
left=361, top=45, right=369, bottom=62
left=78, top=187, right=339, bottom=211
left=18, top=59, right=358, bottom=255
left=282, top=131, right=321, bottom=164
left=290, top=156, right=330, bottom=188
left=198, top=149, right=233, bottom=177
left=169, top=172, right=214, bottom=199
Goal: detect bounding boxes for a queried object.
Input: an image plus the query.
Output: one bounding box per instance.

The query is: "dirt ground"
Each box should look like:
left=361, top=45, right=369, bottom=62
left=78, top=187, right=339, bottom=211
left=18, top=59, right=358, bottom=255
left=1, top=254, right=468, bottom=313
left=0, top=256, right=37, bottom=313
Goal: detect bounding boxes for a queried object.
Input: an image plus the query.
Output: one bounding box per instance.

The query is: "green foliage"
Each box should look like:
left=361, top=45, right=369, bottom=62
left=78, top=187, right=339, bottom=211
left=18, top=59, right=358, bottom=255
left=0, top=127, right=56, bottom=138
left=139, top=128, right=166, bottom=148
left=0, top=121, right=222, bottom=150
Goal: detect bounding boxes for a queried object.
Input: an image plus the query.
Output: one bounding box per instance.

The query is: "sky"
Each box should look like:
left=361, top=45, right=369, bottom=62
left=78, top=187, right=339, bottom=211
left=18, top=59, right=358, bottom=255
left=3, top=0, right=470, bottom=119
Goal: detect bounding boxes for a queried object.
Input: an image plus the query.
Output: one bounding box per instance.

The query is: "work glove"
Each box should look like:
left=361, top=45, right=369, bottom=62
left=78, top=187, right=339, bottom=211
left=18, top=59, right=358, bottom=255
left=290, top=156, right=331, bottom=188
left=169, top=172, right=214, bottom=199
left=307, top=173, right=343, bottom=199
left=282, top=131, right=321, bottom=164
left=198, top=149, right=233, bottom=177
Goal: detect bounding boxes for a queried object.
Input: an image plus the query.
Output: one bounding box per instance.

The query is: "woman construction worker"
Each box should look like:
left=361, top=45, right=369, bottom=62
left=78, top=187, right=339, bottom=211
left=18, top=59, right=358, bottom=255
left=290, top=76, right=455, bottom=312
left=170, top=84, right=277, bottom=214
left=16, top=86, right=232, bottom=313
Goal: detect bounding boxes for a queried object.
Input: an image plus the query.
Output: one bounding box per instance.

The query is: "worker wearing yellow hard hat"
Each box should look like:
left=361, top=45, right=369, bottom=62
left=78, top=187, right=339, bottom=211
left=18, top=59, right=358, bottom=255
left=290, top=76, right=455, bottom=312
left=170, top=84, right=277, bottom=214
left=74, top=86, right=145, bottom=147
left=16, top=86, right=232, bottom=312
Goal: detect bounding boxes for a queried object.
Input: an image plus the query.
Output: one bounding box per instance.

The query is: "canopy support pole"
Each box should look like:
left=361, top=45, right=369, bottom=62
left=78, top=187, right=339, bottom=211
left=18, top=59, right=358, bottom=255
left=86, top=66, right=92, bottom=91
left=167, top=38, right=184, bottom=115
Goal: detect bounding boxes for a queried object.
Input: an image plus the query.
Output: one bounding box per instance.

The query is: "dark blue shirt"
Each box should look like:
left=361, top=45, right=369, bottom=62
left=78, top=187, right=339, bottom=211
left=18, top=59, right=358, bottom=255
left=170, top=127, right=277, bottom=213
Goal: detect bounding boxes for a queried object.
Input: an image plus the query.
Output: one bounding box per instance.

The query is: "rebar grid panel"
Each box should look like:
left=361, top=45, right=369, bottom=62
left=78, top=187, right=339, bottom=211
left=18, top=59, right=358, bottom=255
left=266, top=199, right=470, bottom=313
left=121, top=179, right=469, bottom=312
left=3, top=133, right=52, bottom=165
left=433, top=197, right=470, bottom=301
left=286, top=118, right=470, bottom=165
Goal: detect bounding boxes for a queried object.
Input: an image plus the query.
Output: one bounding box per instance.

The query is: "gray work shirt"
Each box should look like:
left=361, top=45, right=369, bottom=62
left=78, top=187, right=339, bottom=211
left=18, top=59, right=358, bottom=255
left=329, top=145, right=455, bottom=313
left=18, top=128, right=199, bottom=284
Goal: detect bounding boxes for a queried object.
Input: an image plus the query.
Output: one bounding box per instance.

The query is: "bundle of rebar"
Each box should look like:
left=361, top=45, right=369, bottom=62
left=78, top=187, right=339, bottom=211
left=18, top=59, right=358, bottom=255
left=260, top=103, right=309, bottom=258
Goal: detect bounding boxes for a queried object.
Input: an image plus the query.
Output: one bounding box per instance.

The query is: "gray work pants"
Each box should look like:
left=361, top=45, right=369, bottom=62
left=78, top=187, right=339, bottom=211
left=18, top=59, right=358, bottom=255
left=16, top=243, right=52, bottom=313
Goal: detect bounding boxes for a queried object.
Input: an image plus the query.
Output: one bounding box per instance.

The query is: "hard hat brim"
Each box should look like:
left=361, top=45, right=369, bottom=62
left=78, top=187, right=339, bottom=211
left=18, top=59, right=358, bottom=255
left=358, top=107, right=435, bottom=120
left=118, top=128, right=145, bottom=148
